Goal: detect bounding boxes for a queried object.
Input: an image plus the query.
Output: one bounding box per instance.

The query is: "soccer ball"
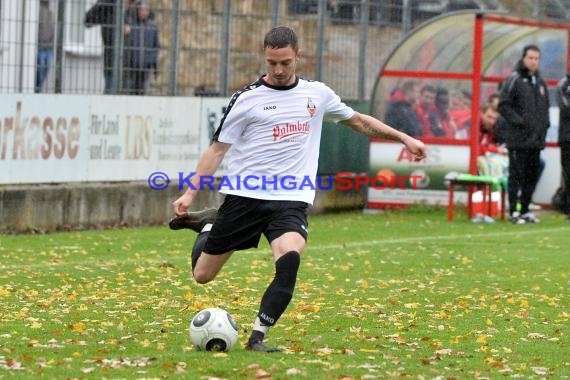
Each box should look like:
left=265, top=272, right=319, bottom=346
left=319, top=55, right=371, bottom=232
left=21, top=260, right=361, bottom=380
left=189, top=308, right=238, bottom=352
left=410, top=168, right=430, bottom=188
left=443, top=171, right=459, bottom=188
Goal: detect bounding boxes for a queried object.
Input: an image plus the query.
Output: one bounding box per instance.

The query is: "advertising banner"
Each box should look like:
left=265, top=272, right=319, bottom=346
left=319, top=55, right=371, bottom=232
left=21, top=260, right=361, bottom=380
left=0, top=96, right=89, bottom=183
left=367, top=142, right=470, bottom=206
left=0, top=95, right=230, bottom=185
left=86, top=96, right=202, bottom=182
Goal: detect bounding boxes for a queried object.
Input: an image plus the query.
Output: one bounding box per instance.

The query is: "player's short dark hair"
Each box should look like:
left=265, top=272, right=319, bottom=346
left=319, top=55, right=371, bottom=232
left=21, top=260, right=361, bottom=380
left=522, top=44, right=540, bottom=58
left=264, top=26, right=299, bottom=52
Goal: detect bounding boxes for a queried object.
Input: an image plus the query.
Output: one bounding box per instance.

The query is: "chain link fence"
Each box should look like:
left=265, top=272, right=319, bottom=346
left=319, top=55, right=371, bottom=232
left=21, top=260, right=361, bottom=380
left=0, top=0, right=563, bottom=100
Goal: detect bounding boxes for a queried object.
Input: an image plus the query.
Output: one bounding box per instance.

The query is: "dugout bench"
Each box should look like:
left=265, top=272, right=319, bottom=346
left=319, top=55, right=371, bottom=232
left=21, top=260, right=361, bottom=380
left=447, top=174, right=506, bottom=222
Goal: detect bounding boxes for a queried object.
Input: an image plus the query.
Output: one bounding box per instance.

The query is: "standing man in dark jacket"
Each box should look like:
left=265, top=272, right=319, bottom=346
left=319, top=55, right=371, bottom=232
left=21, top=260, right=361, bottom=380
left=556, top=73, right=570, bottom=221
left=123, top=0, right=159, bottom=95
left=85, top=0, right=140, bottom=94
left=499, top=44, right=550, bottom=224
left=85, top=0, right=119, bottom=94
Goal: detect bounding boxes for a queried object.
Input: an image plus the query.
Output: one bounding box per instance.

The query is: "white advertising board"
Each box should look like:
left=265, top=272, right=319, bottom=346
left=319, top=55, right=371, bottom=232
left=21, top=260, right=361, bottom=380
left=368, top=141, right=561, bottom=207
left=367, top=142, right=470, bottom=206
left=85, top=96, right=202, bottom=182
left=0, top=94, right=231, bottom=186
left=0, top=95, right=89, bottom=183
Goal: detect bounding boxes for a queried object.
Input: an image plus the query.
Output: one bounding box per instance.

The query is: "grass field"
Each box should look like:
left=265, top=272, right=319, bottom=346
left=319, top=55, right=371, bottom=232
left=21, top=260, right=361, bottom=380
left=1, top=207, right=569, bottom=379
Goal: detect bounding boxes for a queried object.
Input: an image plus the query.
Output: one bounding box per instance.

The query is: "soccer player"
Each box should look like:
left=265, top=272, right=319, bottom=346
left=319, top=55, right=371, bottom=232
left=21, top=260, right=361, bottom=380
left=171, top=26, right=426, bottom=352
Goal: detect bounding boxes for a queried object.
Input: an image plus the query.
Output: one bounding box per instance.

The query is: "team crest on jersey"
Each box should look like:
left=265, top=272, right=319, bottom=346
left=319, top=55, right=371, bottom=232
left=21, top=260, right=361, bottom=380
left=307, top=98, right=316, bottom=117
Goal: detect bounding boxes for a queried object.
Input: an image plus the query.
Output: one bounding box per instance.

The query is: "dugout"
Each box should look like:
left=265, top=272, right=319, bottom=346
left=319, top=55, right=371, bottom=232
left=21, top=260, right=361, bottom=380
left=367, top=11, right=570, bottom=209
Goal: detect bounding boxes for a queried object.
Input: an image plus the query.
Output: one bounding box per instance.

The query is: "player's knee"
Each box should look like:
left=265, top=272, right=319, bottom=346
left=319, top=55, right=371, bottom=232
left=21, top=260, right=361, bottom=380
left=192, top=267, right=215, bottom=284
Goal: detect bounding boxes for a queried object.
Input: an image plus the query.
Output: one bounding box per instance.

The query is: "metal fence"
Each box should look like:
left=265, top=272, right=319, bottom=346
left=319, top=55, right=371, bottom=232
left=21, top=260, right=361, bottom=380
left=0, top=0, right=561, bottom=100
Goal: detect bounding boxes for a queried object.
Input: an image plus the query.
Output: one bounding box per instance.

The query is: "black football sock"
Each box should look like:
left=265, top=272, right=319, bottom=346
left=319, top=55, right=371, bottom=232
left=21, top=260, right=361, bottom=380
left=257, top=251, right=301, bottom=326
left=191, top=230, right=209, bottom=272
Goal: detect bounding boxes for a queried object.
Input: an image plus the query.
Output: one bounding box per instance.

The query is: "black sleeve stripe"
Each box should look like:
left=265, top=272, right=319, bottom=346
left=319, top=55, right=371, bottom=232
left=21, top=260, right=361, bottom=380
left=212, top=80, right=262, bottom=143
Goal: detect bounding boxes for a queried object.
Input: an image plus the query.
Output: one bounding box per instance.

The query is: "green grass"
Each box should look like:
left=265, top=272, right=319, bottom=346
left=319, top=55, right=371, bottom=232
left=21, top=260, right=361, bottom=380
left=0, top=208, right=569, bottom=379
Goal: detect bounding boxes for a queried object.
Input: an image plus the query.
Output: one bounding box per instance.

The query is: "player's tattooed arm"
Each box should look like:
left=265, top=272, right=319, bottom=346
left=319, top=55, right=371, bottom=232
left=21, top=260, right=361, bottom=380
left=341, top=112, right=426, bottom=162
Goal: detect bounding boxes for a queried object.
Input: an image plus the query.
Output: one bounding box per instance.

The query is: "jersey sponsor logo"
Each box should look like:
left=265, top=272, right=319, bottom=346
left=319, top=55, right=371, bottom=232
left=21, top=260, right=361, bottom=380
left=307, top=98, right=316, bottom=117
left=263, top=105, right=277, bottom=110
left=273, top=121, right=311, bottom=142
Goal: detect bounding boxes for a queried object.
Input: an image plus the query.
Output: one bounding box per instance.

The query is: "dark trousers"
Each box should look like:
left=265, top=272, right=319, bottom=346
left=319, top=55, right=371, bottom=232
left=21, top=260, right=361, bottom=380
left=508, top=149, right=541, bottom=215
left=561, top=142, right=570, bottom=214
left=531, top=156, right=546, bottom=195
left=103, top=46, right=114, bottom=94
left=123, top=67, right=150, bottom=95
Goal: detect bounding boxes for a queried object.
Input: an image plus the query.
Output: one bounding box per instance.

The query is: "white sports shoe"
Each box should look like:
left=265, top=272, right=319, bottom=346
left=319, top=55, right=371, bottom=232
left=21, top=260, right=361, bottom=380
left=511, top=215, right=526, bottom=225
left=521, top=212, right=540, bottom=223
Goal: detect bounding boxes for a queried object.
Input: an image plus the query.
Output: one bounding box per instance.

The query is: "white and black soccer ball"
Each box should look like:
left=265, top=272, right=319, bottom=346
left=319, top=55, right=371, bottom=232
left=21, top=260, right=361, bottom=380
left=443, top=171, right=459, bottom=188
left=189, top=308, right=238, bottom=352
left=410, top=168, right=430, bottom=189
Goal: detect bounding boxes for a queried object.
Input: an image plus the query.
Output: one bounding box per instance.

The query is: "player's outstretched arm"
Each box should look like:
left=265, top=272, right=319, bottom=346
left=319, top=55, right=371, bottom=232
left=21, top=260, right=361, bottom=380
left=172, top=141, right=231, bottom=216
left=341, top=112, right=426, bottom=162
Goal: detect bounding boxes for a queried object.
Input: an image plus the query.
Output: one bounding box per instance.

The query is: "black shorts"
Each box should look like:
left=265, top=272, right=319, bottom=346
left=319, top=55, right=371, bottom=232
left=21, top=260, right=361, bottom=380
left=204, top=195, right=309, bottom=254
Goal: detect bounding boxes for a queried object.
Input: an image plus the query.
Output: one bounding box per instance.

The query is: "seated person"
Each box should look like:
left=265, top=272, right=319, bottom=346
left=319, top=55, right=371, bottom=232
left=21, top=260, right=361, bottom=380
left=415, top=85, right=446, bottom=137
left=479, top=105, right=506, bottom=154
left=477, top=105, right=508, bottom=178
left=385, top=81, right=423, bottom=137
left=448, top=89, right=471, bottom=139
left=433, top=87, right=456, bottom=139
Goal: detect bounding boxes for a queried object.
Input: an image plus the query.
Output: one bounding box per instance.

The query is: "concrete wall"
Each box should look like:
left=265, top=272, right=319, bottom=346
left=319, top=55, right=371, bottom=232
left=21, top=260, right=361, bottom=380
left=0, top=177, right=365, bottom=233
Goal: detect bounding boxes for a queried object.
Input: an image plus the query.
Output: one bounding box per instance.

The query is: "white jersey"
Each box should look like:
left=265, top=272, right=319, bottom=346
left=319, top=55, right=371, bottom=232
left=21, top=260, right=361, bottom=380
left=213, top=76, right=355, bottom=204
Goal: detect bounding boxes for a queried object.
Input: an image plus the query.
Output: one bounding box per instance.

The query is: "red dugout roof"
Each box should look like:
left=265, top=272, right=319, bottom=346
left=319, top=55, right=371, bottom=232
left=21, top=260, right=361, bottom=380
left=370, top=11, right=570, bottom=173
